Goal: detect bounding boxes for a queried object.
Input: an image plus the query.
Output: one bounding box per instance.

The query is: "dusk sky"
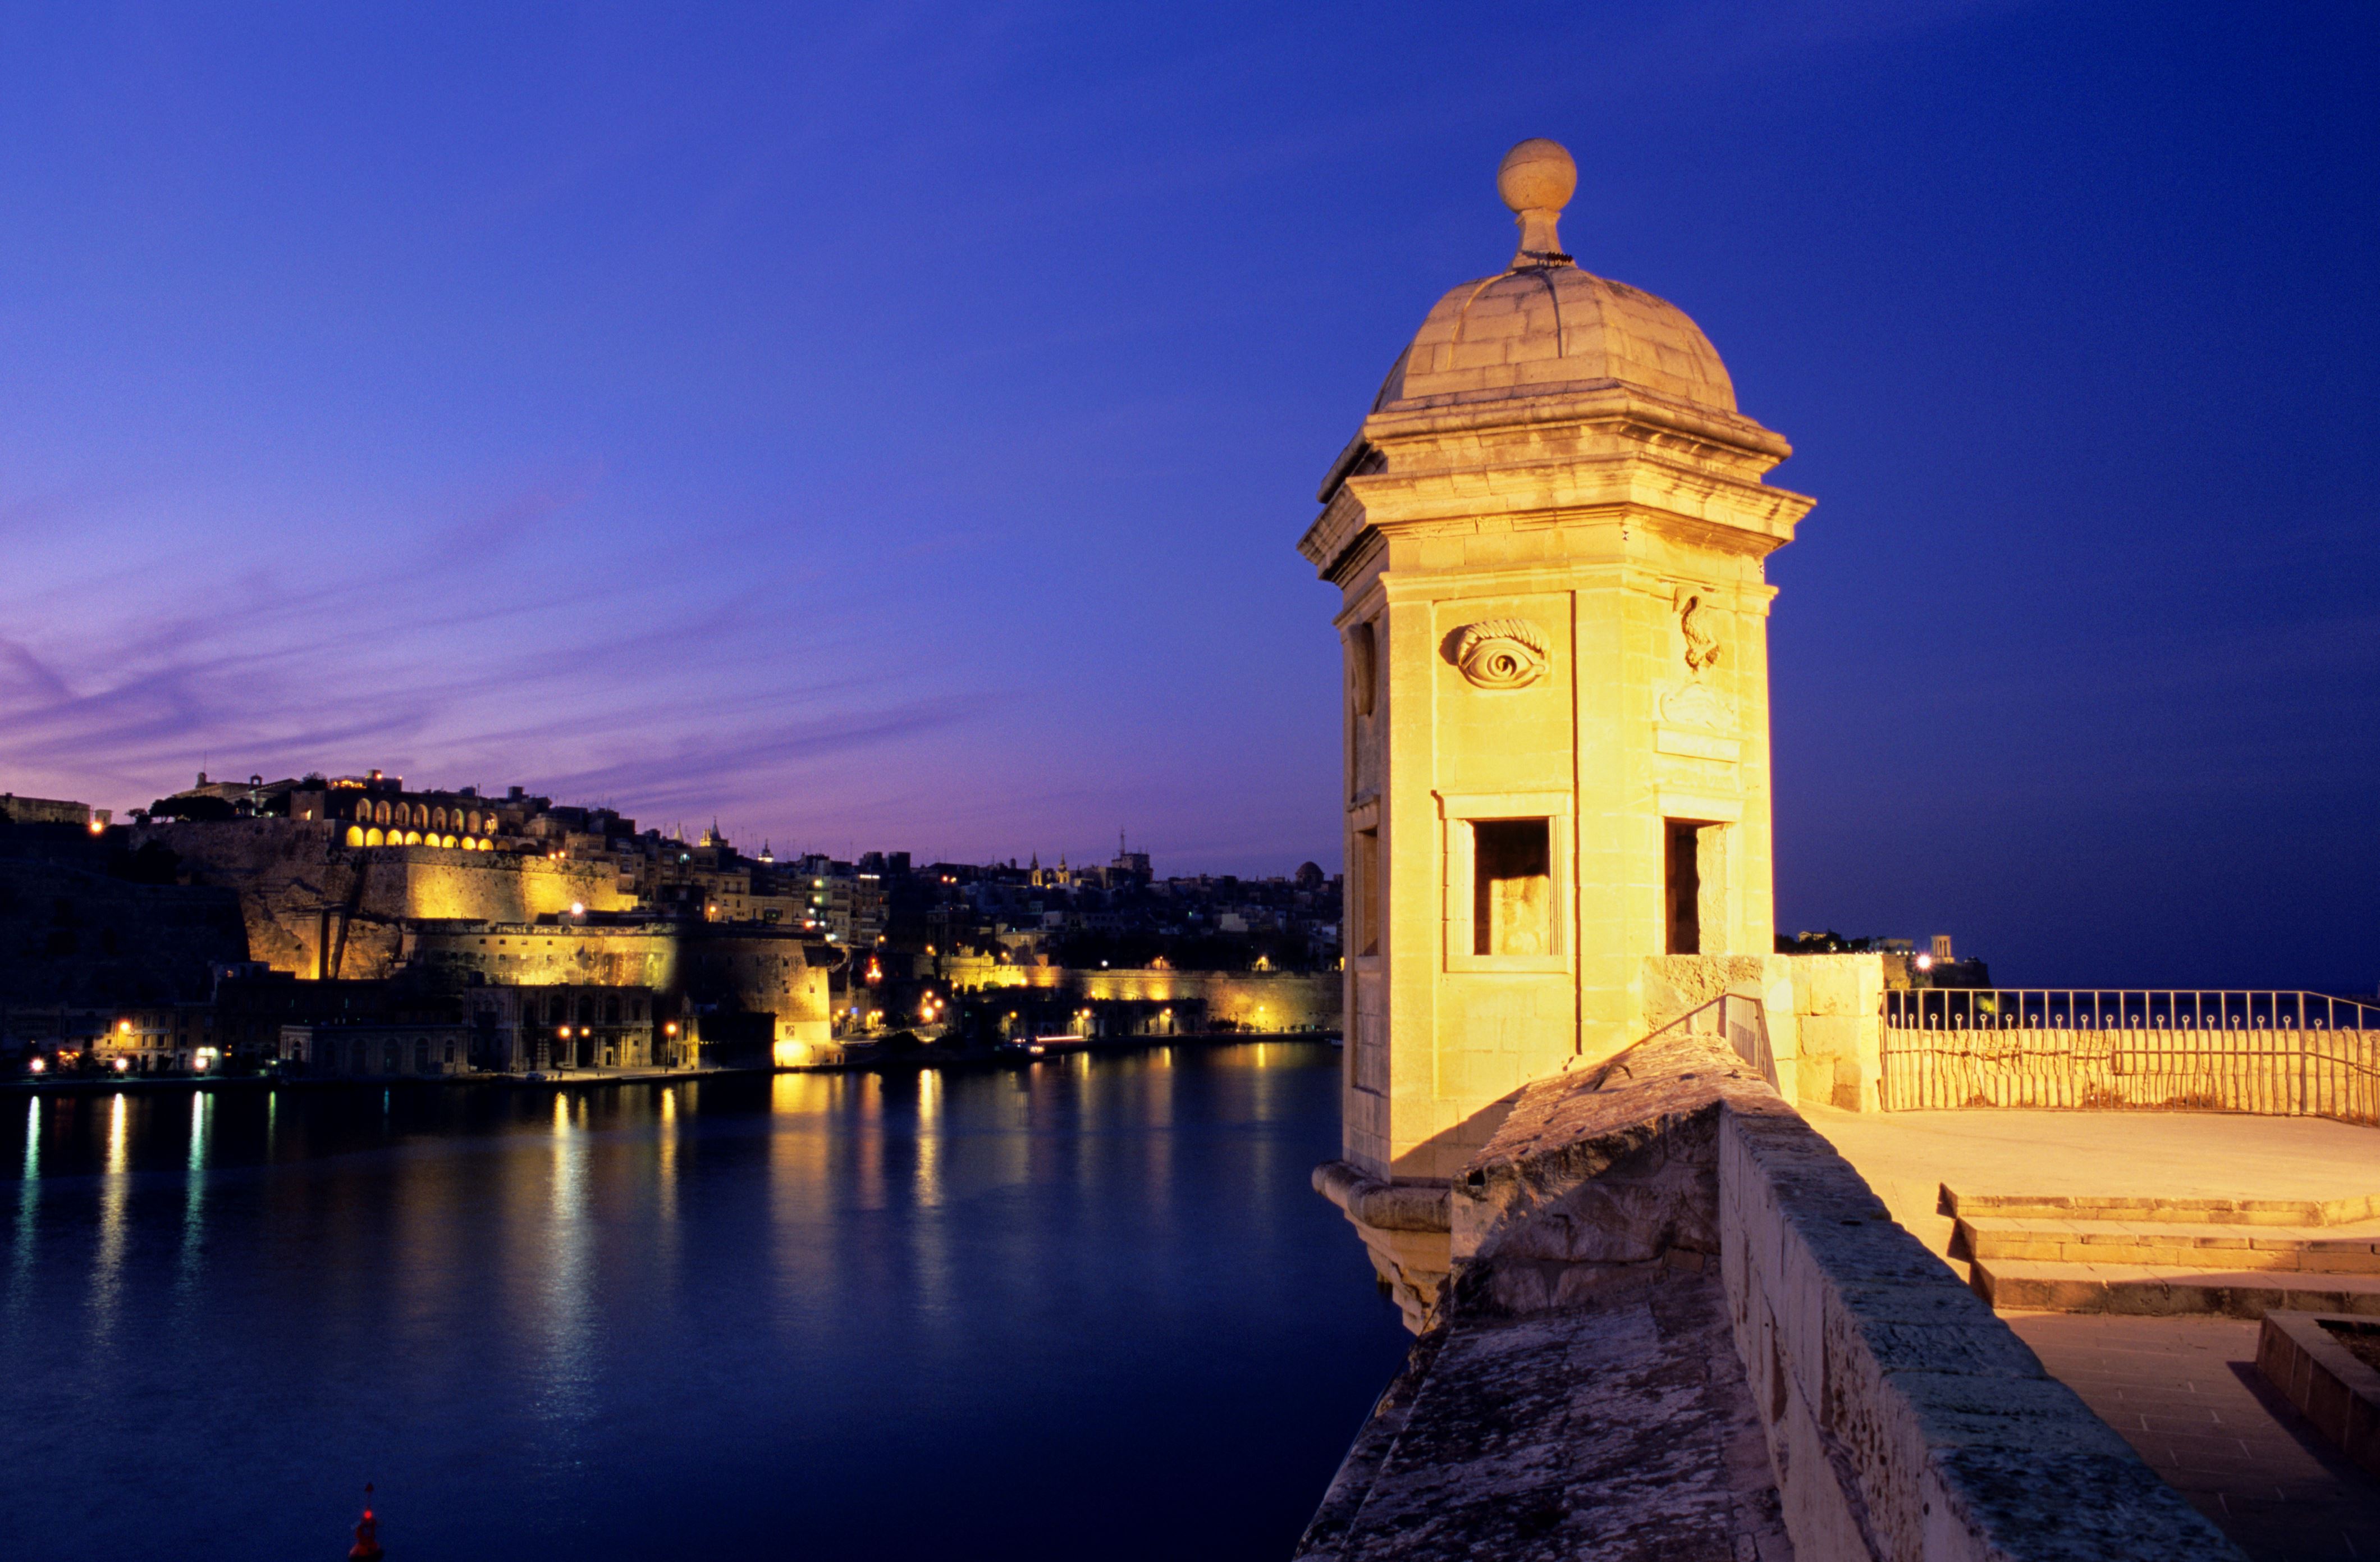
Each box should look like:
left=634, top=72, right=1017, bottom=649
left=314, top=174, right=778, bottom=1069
left=1, top=2, right=2373, bottom=990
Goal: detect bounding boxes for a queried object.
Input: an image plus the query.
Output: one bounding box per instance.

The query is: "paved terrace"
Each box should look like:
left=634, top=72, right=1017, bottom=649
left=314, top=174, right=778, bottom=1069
left=1805, top=1107, right=2380, bottom=1559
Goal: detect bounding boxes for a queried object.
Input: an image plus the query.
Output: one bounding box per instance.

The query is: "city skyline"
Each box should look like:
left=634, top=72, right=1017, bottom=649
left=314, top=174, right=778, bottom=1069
left=3, top=1, right=2374, bottom=990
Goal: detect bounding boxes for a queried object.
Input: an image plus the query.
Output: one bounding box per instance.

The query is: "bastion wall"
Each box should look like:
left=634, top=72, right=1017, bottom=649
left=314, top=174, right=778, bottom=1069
left=941, top=962, right=1343, bottom=1032
left=135, top=819, right=633, bottom=979
left=403, top=921, right=837, bottom=1057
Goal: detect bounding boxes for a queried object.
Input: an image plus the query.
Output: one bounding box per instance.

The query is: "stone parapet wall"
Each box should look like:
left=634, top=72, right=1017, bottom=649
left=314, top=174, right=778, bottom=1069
left=1306, top=1032, right=2240, bottom=1558
left=1717, top=1091, right=2233, bottom=1559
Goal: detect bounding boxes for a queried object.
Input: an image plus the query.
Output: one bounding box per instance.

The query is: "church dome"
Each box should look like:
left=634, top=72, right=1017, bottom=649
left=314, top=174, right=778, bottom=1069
left=1372, top=139, right=1736, bottom=415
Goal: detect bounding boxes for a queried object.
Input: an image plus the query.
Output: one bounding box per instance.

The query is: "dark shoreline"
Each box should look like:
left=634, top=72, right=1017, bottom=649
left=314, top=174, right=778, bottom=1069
left=0, top=1031, right=1342, bottom=1094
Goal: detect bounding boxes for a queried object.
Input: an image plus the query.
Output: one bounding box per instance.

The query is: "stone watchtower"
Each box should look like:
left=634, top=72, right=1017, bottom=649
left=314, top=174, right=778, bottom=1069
left=1301, top=140, right=1814, bottom=1199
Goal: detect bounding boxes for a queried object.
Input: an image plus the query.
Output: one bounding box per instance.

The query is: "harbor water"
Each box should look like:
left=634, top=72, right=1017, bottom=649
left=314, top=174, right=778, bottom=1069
left=0, top=1042, right=1409, bottom=1560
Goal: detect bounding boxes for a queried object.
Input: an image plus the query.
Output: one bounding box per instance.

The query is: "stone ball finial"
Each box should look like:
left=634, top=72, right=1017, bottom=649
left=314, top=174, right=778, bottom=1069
left=1496, top=138, right=1576, bottom=270
left=1496, top=138, right=1576, bottom=215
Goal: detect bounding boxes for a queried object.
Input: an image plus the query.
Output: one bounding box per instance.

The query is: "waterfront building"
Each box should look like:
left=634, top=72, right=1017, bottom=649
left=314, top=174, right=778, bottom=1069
left=6, top=761, right=1344, bottom=1073
left=0, top=792, right=110, bottom=828
left=282, top=1021, right=471, bottom=1077
left=88, top=1004, right=219, bottom=1073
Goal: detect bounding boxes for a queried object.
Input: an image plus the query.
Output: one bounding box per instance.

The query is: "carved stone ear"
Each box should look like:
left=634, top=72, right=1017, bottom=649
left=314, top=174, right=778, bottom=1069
left=1675, top=587, right=1723, bottom=673
left=1451, top=618, right=1549, bottom=689
left=1347, top=620, right=1378, bottom=716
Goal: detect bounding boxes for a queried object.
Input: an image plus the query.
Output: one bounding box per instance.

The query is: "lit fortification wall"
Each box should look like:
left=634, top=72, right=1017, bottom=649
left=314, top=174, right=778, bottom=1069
left=945, top=962, right=1343, bottom=1032
left=404, top=922, right=837, bottom=1057
left=1299, top=139, right=1813, bottom=1184
left=136, top=819, right=634, bottom=979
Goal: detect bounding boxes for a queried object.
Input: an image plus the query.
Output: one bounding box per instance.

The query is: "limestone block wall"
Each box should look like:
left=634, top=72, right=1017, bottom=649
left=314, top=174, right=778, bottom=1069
left=1784, top=952, right=1887, bottom=1111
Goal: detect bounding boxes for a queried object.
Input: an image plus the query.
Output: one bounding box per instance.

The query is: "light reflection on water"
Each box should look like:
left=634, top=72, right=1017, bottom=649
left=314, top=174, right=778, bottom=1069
left=88, top=1094, right=129, bottom=1345
left=0, top=1045, right=1406, bottom=1562
left=7, top=1097, right=37, bottom=1312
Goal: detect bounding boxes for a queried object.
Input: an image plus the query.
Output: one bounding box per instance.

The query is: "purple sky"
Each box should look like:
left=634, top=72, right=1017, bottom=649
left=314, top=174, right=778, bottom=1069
left=1, top=3, right=2374, bottom=988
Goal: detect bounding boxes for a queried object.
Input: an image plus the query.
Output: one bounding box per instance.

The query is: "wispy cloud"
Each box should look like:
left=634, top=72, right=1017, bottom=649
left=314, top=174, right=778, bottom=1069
left=0, top=470, right=991, bottom=820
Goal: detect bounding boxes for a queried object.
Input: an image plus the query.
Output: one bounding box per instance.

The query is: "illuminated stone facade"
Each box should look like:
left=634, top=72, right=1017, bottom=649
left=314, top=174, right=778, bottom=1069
left=1301, top=140, right=1814, bottom=1184
left=403, top=919, right=840, bottom=1065
left=935, top=960, right=1340, bottom=1033
left=133, top=817, right=634, bottom=979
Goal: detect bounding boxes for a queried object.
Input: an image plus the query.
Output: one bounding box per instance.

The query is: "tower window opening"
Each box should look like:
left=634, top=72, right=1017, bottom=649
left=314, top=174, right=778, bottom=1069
left=1472, top=819, right=1550, bottom=957
left=1666, top=820, right=1724, bottom=955
left=1354, top=828, right=1381, bottom=957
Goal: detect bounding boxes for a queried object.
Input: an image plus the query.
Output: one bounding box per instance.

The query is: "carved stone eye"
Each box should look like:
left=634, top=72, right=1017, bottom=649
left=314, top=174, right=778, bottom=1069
left=1453, top=618, right=1549, bottom=689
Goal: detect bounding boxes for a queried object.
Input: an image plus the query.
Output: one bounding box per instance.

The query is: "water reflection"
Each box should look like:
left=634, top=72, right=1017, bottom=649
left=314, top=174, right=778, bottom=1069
left=538, top=1091, right=594, bottom=1445
left=178, top=1091, right=212, bottom=1294
left=657, top=1085, right=679, bottom=1229
left=907, top=1068, right=952, bottom=1327
left=768, top=1072, right=832, bottom=1326
left=89, top=1094, right=129, bottom=1341
left=8, top=1097, right=38, bottom=1313
left=914, top=1066, right=942, bottom=1209
left=0, top=1044, right=1407, bottom=1562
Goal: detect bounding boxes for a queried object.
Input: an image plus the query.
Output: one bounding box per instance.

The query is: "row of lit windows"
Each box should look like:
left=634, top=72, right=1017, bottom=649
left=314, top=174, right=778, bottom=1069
left=345, top=825, right=495, bottom=851
left=350, top=799, right=493, bottom=834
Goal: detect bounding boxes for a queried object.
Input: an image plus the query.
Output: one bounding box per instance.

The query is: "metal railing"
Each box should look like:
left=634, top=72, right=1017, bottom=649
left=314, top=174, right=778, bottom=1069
left=1650, top=992, right=1777, bottom=1094
left=1882, top=989, right=2380, bottom=1123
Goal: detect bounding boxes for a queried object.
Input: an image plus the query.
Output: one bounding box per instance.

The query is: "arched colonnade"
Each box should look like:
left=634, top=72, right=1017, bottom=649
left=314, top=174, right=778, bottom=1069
left=342, top=797, right=497, bottom=851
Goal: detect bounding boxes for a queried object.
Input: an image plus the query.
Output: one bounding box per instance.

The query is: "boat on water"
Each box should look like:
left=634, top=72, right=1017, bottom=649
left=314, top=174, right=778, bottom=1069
left=1001, top=1034, right=1091, bottom=1058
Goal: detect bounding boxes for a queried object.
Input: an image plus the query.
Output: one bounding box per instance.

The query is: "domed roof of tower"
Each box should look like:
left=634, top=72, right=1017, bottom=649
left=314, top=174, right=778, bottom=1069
left=1371, top=139, right=1736, bottom=415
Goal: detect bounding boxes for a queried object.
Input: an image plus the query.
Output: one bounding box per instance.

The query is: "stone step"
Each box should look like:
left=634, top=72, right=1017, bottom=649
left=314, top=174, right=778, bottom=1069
left=1943, top=1185, right=2380, bottom=1226
left=1973, top=1258, right=2380, bottom=1318
left=1958, top=1213, right=2380, bottom=1274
